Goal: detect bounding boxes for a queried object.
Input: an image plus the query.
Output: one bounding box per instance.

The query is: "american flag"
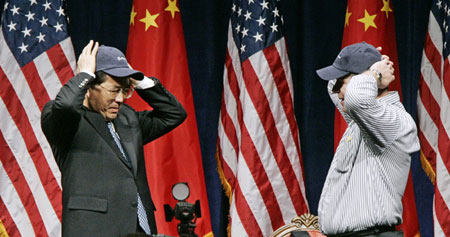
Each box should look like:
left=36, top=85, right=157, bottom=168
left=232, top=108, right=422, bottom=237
left=217, top=0, right=309, bottom=235
left=417, top=0, right=450, bottom=236
left=0, top=0, right=76, bottom=236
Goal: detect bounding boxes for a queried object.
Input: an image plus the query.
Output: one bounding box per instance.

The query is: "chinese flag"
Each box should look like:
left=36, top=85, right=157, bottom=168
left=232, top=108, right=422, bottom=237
left=126, top=0, right=213, bottom=236
left=337, top=1, right=419, bottom=236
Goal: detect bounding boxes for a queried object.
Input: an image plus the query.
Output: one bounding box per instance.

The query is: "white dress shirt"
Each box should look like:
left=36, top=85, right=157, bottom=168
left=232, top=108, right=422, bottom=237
left=318, top=74, right=420, bottom=235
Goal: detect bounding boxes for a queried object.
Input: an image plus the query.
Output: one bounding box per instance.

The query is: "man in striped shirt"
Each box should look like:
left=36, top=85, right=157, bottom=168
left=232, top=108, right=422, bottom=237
left=316, top=42, right=420, bottom=236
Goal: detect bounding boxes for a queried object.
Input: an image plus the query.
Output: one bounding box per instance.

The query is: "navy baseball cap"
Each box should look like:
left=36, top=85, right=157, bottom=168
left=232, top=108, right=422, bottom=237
left=96, top=45, right=144, bottom=80
left=316, top=42, right=381, bottom=80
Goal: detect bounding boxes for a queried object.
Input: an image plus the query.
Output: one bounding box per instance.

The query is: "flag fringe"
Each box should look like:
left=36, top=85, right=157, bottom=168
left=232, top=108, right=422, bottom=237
left=215, top=145, right=233, bottom=202
left=0, top=219, right=9, bottom=237
left=215, top=144, right=232, bottom=237
left=419, top=150, right=436, bottom=185
left=202, top=231, right=214, bottom=237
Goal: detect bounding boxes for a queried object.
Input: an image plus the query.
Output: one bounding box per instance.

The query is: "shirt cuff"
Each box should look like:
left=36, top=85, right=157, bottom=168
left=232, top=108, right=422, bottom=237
left=135, top=76, right=156, bottom=89
left=81, top=70, right=95, bottom=78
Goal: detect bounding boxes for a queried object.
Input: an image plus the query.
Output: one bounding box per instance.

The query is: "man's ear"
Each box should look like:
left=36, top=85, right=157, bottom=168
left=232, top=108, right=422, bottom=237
left=83, top=89, right=91, bottom=108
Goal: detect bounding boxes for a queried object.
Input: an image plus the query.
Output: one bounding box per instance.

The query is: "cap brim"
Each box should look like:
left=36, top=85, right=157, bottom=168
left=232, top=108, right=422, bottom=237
left=102, top=67, right=144, bottom=80
left=316, top=65, right=349, bottom=81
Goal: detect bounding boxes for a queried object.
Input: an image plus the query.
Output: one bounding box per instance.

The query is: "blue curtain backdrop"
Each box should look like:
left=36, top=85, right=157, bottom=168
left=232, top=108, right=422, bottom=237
left=0, top=0, right=434, bottom=236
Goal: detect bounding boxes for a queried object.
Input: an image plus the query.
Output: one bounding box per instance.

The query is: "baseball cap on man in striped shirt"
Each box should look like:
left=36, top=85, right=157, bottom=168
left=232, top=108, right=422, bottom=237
left=316, top=42, right=381, bottom=81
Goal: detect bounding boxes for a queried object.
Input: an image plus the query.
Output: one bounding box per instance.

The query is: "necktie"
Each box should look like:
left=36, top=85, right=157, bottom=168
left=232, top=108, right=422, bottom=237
left=107, top=122, right=131, bottom=165
left=107, top=122, right=151, bottom=235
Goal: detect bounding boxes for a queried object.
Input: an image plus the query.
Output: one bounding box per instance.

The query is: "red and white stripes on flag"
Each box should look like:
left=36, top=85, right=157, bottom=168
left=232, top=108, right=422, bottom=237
left=417, top=0, right=450, bottom=236
left=0, top=1, right=76, bottom=235
left=0, top=36, right=75, bottom=237
left=217, top=19, right=309, bottom=236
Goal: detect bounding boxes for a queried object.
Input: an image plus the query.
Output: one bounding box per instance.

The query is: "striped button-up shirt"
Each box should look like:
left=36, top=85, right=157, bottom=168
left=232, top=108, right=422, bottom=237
left=318, top=75, right=420, bottom=235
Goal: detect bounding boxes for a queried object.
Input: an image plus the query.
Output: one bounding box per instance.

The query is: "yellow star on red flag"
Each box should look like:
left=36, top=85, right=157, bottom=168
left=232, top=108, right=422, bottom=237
left=381, top=0, right=393, bottom=18
left=139, top=9, right=159, bottom=31
left=165, top=0, right=180, bottom=19
left=130, top=5, right=137, bottom=26
left=345, top=7, right=352, bottom=27
left=357, top=9, right=377, bottom=31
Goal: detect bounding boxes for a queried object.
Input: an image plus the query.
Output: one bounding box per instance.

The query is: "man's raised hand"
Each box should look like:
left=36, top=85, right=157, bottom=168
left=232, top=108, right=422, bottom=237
left=76, top=40, right=99, bottom=74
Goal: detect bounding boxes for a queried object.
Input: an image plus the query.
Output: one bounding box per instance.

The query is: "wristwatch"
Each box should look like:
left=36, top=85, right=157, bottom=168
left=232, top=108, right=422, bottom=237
left=370, top=69, right=382, bottom=87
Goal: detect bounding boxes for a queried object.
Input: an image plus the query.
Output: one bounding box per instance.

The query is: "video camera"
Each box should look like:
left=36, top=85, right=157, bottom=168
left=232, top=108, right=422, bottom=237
left=164, top=183, right=201, bottom=237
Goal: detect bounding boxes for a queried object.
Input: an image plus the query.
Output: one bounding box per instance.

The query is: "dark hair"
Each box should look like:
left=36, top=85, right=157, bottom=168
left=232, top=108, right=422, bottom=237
left=331, top=73, right=355, bottom=93
left=332, top=76, right=345, bottom=93
left=91, top=71, right=109, bottom=85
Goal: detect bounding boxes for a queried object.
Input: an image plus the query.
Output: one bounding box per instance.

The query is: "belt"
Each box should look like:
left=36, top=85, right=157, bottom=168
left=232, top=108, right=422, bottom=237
left=329, top=225, right=397, bottom=237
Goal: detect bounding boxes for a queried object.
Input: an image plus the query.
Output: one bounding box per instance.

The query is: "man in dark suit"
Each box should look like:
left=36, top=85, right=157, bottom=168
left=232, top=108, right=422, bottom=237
left=41, top=40, right=187, bottom=236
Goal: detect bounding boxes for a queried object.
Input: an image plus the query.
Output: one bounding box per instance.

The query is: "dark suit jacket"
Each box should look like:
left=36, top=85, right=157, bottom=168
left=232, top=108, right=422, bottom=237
left=41, top=73, right=186, bottom=236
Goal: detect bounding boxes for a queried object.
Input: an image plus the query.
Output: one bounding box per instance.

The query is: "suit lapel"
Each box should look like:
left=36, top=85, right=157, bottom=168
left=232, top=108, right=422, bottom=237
left=84, top=110, right=132, bottom=169
left=114, top=115, right=138, bottom=176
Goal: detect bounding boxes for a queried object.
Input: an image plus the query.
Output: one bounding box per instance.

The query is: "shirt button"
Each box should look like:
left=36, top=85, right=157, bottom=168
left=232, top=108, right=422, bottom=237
left=131, top=201, right=137, bottom=207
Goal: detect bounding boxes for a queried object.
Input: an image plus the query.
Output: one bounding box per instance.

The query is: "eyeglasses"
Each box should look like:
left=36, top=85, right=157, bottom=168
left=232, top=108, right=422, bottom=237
left=97, top=84, right=134, bottom=99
